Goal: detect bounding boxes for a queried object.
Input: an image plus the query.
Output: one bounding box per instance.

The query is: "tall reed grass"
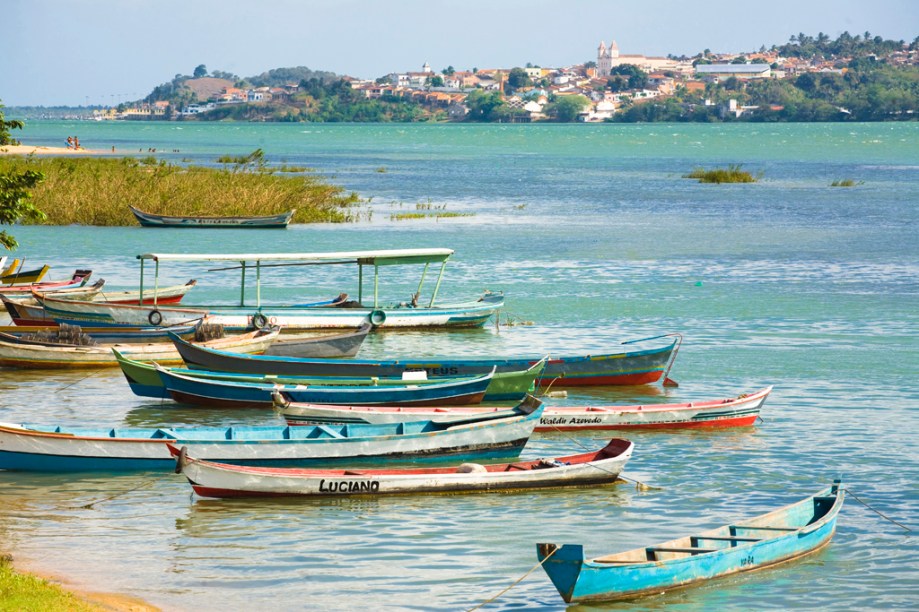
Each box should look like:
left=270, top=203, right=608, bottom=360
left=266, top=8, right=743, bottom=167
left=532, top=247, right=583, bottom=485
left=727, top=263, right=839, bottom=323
left=683, top=164, right=759, bottom=183
left=0, top=154, right=361, bottom=225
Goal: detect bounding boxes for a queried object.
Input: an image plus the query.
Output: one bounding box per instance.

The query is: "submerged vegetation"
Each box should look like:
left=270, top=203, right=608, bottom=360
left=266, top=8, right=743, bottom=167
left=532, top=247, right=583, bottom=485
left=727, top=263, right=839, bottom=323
left=830, top=178, right=863, bottom=187
left=0, top=151, right=362, bottom=226
left=683, top=164, right=760, bottom=183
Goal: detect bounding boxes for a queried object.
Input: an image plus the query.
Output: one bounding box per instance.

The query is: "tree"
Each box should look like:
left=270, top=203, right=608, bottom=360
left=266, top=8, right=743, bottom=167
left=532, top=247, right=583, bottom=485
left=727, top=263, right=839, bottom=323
left=193, top=64, right=208, bottom=78
left=442, top=65, right=455, bottom=76
left=546, top=95, right=590, bottom=122
left=506, top=67, right=532, bottom=91
left=0, top=167, right=46, bottom=249
left=0, top=103, right=24, bottom=146
left=429, top=75, right=444, bottom=87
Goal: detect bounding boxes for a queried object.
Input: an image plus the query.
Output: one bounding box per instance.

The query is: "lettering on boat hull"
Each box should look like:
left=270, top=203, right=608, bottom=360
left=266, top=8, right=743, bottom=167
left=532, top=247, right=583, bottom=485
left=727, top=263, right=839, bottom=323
left=318, top=479, right=381, bottom=494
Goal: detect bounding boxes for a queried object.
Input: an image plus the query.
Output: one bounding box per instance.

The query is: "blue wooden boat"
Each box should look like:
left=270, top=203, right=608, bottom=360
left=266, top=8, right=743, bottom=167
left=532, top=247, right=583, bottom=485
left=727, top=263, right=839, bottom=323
left=171, top=332, right=679, bottom=387
left=153, top=363, right=497, bottom=407
left=537, top=481, right=845, bottom=603
left=0, top=398, right=542, bottom=471
left=129, top=205, right=294, bottom=228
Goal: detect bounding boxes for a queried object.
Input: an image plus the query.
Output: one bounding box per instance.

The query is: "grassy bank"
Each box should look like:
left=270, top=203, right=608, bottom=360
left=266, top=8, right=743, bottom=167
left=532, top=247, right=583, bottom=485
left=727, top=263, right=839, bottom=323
left=0, top=152, right=362, bottom=225
left=0, top=555, right=98, bottom=611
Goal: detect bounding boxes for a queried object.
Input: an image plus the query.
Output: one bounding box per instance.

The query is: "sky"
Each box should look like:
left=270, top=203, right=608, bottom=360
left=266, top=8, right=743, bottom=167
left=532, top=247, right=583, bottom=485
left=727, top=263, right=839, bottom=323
left=3, top=0, right=917, bottom=107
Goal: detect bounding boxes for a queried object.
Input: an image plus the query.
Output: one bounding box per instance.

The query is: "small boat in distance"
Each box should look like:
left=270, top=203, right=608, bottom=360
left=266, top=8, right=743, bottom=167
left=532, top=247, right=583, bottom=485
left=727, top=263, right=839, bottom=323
left=129, top=205, right=295, bottom=228
left=537, top=481, right=845, bottom=603
left=169, top=437, right=634, bottom=498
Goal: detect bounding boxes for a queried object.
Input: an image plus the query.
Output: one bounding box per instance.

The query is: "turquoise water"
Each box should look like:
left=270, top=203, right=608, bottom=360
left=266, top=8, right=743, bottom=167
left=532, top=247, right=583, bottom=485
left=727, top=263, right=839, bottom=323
left=0, top=122, right=917, bottom=610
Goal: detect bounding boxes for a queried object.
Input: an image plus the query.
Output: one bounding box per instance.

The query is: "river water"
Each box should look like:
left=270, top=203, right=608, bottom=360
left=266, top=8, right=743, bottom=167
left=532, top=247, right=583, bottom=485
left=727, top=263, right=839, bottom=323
left=0, top=122, right=917, bottom=610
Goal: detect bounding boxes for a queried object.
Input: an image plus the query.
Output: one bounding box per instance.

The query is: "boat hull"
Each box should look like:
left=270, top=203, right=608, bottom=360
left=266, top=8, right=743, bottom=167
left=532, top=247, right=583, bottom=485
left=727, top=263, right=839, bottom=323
left=172, top=438, right=633, bottom=497
left=0, top=328, right=278, bottom=369
left=0, top=407, right=541, bottom=471
left=280, top=387, right=771, bottom=430
left=263, top=323, right=370, bottom=358
left=537, top=482, right=844, bottom=603
left=129, top=205, right=294, bottom=228
left=156, top=366, right=495, bottom=408
left=38, top=292, right=504, bottom=330
left=174, top=336, right=678, bottom=387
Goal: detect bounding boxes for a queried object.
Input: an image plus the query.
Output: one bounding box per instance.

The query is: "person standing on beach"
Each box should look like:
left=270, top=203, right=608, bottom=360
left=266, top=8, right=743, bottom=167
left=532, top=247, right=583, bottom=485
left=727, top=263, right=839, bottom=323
left=74, top=136, right=80, bottom=150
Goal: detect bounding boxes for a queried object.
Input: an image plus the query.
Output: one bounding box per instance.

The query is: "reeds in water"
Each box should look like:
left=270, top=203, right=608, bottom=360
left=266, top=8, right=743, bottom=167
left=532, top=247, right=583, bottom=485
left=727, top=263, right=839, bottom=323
left=683, top=164, right=759, bottom=183
left=0, top=154, right=362, bottom=226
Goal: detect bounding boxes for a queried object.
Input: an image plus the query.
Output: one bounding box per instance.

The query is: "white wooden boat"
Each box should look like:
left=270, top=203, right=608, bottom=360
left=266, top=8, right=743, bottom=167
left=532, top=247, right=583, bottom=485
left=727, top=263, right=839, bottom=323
left=0, top=327, right=279, bottom=369
left=0, top=401, right=544, bottom=471
left=36, top=249, right=504, bottom=330
left=170, top=437, right=633, bottom=497
left=280, top=387, right=772, bottom=430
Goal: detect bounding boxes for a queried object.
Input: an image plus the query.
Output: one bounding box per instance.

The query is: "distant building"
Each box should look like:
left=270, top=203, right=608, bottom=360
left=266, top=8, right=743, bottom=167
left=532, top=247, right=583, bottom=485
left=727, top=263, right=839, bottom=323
left=695, top=64, right=772, bottom=79
left=597, top=40, right=679, bottom=75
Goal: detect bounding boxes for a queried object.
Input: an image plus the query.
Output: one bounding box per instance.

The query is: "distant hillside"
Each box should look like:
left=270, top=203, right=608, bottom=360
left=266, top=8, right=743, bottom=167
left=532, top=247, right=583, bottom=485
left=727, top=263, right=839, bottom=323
left=247, top=66, right=340, bottom=88
left=184, top=77, right=235, bottom=102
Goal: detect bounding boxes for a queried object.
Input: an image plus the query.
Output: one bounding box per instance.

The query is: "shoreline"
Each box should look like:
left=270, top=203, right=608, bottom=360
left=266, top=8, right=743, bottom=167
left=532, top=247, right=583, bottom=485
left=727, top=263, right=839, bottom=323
left=0, top=144, right=108, bottom=156
left=10, top=553, right=161, bottom=611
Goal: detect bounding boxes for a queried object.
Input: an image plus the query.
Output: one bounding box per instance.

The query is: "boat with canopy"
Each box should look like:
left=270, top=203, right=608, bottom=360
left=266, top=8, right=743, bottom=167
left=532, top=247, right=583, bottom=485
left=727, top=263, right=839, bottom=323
left=36, top=249, right=503, bottom=330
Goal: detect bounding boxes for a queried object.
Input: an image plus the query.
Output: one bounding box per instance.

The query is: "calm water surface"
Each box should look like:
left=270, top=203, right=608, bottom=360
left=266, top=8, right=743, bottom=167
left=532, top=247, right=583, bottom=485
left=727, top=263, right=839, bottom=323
left=1, top=122, right=917, bottom=610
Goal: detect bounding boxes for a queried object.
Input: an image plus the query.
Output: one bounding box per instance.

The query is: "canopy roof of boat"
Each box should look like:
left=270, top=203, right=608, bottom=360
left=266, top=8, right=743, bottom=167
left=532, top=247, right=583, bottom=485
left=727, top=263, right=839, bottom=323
left=137, top=248, right=454, bottom=267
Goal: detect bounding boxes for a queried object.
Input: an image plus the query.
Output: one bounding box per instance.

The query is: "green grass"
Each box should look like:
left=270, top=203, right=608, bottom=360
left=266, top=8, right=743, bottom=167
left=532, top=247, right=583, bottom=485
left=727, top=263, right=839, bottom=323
left=830, top=179, right=862, bottom=187
left=0, top=153, right=363, bottom=225
left=0, top=555, right=99, bottom=611
left=683, top=164, right=759, bottom=183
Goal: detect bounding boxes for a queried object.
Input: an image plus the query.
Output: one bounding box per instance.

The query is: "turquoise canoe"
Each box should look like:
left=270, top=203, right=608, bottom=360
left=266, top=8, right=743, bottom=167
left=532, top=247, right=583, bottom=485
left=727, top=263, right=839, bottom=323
left=537, top=481, right=845, bottom=603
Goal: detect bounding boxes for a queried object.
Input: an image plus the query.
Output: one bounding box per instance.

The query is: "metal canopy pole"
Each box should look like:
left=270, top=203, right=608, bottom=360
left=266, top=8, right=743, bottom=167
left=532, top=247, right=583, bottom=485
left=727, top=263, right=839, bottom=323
left=430, top=261, right=447, bottom=306
left=153, top=259, right=160, bottom=307
left=416, top=263, right=429, bottom=301
left=358, top=264, right=363, bottom=304
left=240, top=262, right=247, bottom=306
left=138, top=258, right=145, bottom=306
left=373, top=264, right=379, bottom=308
left=256, top=260, right=262, bottom=307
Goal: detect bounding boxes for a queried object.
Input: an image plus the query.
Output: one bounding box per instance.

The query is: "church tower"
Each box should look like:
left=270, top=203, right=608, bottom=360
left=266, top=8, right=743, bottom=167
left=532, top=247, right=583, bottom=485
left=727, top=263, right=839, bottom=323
left=597, top=40, right=613, bottom=77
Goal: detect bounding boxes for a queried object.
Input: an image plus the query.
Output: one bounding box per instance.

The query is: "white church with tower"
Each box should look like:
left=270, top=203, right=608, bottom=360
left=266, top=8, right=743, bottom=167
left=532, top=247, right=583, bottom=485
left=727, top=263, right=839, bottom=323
left=597, top=39, right=681, bottom=75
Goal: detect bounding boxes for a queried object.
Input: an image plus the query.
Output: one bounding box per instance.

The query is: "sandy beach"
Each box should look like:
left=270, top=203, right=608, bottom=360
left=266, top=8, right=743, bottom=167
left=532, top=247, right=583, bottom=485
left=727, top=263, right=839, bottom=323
left=0, top=144, right=105, bottom=156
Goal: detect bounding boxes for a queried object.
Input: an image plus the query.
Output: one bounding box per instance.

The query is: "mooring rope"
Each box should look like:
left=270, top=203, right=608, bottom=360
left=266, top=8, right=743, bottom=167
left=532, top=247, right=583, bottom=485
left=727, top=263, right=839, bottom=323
left=54, top=367, right=110, bottom=393
left=61, top=472, right=175, bottom=510
left=541, top=421, right=660, bottom=490
left=466, top=545, right=558, bottom=611
left=846, top=489, right=912, bottom=532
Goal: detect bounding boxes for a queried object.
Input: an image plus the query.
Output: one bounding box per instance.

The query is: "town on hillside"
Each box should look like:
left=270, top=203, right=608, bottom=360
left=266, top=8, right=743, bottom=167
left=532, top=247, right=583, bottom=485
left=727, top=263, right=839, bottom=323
left=89, top=32, right=919, bottom=123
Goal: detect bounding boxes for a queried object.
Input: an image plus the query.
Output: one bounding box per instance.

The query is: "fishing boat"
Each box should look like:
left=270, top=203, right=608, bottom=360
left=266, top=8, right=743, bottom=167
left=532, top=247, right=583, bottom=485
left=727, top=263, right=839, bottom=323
left=114, top=350, right=542, bottom=403
left=3, top=280, right=197, bottom=326
left=153, top=364, right=499, bottom=408
left=537, top=481, right=845, bottom=603
left=129, top=205, right=295, bottom=229
left=0, top=262, right=51, bottom=285
left=264, top=323, right=371, bottom=358
left=169, top=436, right=633, bottom=498
left=0, top=326, right=279, bottom=369
left=171, top=333, right=679, bottom=387
left=0, top=268, right=92, bottom=293
left=0, top=323, right=200, bottom=345
left=279, top=387, right=772, bottom=430
left=0, top=400, right=544, bottom=471
left=35, top=249, right=505, bottom=330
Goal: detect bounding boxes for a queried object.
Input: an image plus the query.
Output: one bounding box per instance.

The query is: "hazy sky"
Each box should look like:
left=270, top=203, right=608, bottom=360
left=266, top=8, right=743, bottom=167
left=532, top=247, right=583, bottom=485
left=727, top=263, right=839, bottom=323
left=3, top=0, right=917, bottom=106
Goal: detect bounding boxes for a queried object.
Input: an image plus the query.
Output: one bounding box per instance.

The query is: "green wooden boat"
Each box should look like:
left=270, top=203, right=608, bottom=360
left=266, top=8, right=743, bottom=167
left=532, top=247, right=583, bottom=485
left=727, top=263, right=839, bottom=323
left=113, top=350, right=544, bottom=403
